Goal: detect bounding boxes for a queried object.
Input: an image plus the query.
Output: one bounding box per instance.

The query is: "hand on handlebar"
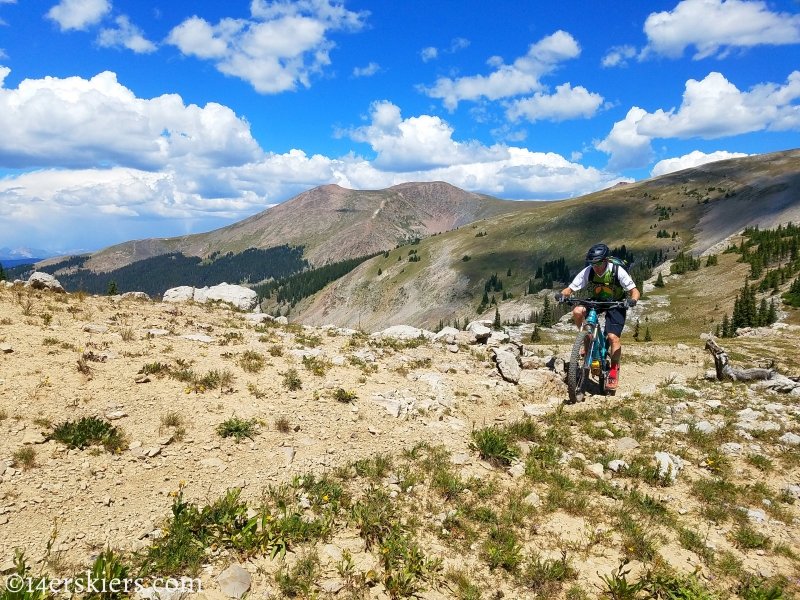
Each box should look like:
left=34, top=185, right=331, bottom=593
left=554, top=293, right=565, bottom=303
left=625, top=298, right=638, bottom=308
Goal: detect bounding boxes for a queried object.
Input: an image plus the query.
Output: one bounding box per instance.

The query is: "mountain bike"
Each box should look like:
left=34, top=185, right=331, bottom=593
left=562, top=298, right=627, bottom=403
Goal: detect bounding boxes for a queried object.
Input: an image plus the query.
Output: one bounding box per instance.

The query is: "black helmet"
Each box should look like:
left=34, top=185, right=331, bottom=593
left=586, top=243, right=609, bottom=264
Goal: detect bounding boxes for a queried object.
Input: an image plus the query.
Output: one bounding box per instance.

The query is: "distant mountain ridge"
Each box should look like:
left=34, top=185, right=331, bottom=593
left=73, top=182, right=532, bottom=273
left=293, top=149, right=800, bottom=330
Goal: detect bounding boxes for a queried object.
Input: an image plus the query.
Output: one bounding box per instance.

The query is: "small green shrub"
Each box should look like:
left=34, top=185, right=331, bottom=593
left=520, top=551, right=576, bottom=595
left=12, top=447, right=36, bottom=470
left=333, top=388, right=357, bottom=402
left=238, top=350, right=265, bottom=373
left=50, top=416, right=125, bottom=452
left=470, top=427, right=519, bottom=466
left=283, top=368, right=302, bottom=390
left=42, top=337, right=60, bottom=346
left=216, top=416, right=258, bottom=443
left=483, top=526, right=521, bottom=572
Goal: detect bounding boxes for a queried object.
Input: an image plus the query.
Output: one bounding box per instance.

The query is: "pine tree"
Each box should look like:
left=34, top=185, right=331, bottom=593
left=539, top=295, right=553, bottom=327
left=655, top=272, right=664, bottom=288
left=0, top=263, right=5, bottom=281
left=644, top=326, right=652, bottom=342
left=767, top=300, right=778, bottom=325
left=482, top=290, right=489, bottom=304
left=633, top=320, right=640, bottom=342
left=377, top=268, right=382, bottom=276
left=757, top=298, right=768, bottom=326
left=507, top=268, right=512, bottom=276
left=721, top=313, right=730, bottom=338
left=107, top=280, right=118, bottom=295
left=491, top=294, right=497, bottom=305
left=530, top=325, right=541, bottom=342
left=493, top=306, right=501, bottom=329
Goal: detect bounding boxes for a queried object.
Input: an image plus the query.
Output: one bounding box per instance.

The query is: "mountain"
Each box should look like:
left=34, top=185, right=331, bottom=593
left=76, top=182, right=532, bottom=273
left=293, top=148, right=800, bottom=330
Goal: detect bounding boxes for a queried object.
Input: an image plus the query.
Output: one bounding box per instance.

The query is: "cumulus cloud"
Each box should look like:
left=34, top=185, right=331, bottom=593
left=419, top=30, right=582, bottom=110
left=0, top=70, right=620, bottom=249
left=597, top=71, right=800, bottom=169
left=352, top=61, right=379, bottom=77
left=166, top=0, right=368, bottom=94
left=506, top=83, right=604, bottom=123
left=651, top=150, right=749, bottom=176
left=449, top=37, right=470, bottom=52
left=601, top=45, right=637, bottom=67
left=46, top=0, right=110, bottom=31
left=97, top=15, right=157, bottom=53
left=642, top=0, right=800, bottom=60
left=0, top=68, right=262, bottom=170
left=420, top=46, right=437, bottom=62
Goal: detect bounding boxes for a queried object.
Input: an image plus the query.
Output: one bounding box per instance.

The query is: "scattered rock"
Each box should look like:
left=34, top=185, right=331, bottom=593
left=134, top=374, right=151, bottom=383
left=608, top=460, right=629, bottom=473
left=616, top=437, right=640, bottom=451
left=779, top=432, right=800, bottom=446
left=719, top=442, right=744, bottom=455
left=21, top=432, right=46, bottom=445
left=179, top=334, right=215, bottom=343
left=494, top=350, right=521, bottom=384
left=0, top=344, right=12, bottom=354
left=216, top=564, right=251, bottom=599
left=105, top=410, right=127, bottom=420
left=523, top=492, right=541, bottom=508
left=654, top=452, right=683, bottom=482
left=584, top=463, right=605, bottom=479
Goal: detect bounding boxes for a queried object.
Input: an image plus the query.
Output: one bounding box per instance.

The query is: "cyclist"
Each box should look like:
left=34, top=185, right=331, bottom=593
left=554, top=243, right=640, bottom=391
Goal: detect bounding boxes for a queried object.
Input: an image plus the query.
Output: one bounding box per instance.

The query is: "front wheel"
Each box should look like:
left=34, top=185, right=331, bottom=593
left=567, top=330, right=592, bottom=403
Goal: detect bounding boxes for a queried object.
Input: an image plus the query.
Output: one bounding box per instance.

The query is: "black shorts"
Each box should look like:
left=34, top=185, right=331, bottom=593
left=603, top=307, right=627, bottom=338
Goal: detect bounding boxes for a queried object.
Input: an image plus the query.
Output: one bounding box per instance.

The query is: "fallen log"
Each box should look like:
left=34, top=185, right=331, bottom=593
left=704, top=337, right=776, bottom=381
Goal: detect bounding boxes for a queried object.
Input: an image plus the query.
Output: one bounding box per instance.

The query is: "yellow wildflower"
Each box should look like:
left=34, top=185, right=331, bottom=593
left=323, top=495, right=329, bottom=501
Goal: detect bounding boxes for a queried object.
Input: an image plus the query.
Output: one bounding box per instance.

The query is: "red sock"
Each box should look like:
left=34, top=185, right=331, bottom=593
left=610, top=362, right=619, bottom=377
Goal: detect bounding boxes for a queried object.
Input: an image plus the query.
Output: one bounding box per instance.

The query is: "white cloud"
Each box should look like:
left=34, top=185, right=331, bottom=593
left=97, top=15, right=157, bottom=53
left=352, top=61, right=379, bottom=77
left=0, top=74, right=619, bottom=249
left=643, top=0, right=800, bottom=60
left=651, top=150, right=749, bottom=176
left=420, top=30, right=582, bottom=110
left=420, top=46, right=437, bottom=62
left=0, top=68, right=262, bottom=170
left=595, top=107, right=654, bottom=171
left=506, top=83, right=604, bottom=123
left=449, top=37, right=469, bottom=52
left=597, top=71, right=800, bottom=169
left=166, top=0, right=368, bottom=94
left=46, top=0, right=110, bottom=31
left=601, top=45, right=637, bottom=67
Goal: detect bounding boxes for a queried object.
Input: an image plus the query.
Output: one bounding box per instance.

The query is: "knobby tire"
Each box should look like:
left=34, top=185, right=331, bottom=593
left=568, top=329, right=592, bottom=403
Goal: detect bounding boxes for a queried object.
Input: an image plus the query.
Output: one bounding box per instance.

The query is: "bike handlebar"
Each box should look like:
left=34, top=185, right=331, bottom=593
left=562, top=298, right=627, bottom=309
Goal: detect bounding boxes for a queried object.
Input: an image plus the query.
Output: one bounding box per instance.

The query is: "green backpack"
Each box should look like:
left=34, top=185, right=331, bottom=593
left=587, top=256, right=629, bottom=300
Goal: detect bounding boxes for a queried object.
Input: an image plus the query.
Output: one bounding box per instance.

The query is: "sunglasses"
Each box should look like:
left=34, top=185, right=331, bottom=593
left=591, top=260, right=606, bottom=266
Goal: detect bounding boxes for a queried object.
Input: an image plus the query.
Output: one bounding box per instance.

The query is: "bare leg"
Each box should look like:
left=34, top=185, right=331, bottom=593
left=607, top=333, right=621, bottom=362
left=572, top=306, right=587, bottom=330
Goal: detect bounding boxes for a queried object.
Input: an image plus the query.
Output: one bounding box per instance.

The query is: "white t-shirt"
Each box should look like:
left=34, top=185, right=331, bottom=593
left=568, top=264, right=636, bottom=293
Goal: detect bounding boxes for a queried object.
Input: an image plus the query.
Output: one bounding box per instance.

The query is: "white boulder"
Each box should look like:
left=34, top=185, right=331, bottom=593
left=494, top=350, right=521, bottom=384
left=26, top=272, right=65, bottom=293
left=199, top=283, right=258, bottom=311
left=163, top=286, right=195, bottom=303
left=433, top=327, right=460, bottom=344
left=654, top=451, right=683, bottom=483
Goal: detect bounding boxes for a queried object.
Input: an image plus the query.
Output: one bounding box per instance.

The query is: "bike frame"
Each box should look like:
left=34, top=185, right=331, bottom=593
left=582, top=308, right=609, bottom=372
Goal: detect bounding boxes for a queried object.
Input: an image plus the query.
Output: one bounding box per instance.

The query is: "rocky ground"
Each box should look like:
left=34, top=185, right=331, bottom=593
left=1, top=283, right=799, bottom=600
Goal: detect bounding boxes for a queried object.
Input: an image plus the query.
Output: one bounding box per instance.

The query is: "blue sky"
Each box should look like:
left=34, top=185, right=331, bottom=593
left=0, top=0, right=799, bottom=253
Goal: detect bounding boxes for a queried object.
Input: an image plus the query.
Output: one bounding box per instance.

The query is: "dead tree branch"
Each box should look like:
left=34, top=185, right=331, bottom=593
left=704, top=337, right=776, bottom=382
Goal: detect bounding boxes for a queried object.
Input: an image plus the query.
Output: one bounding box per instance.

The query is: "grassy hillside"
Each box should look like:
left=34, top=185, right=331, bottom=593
left=296, top=149, right=800, bottom=331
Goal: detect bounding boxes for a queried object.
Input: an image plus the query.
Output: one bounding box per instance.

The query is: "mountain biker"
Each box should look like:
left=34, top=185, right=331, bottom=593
left=554, top=243, right=640, bottom=391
